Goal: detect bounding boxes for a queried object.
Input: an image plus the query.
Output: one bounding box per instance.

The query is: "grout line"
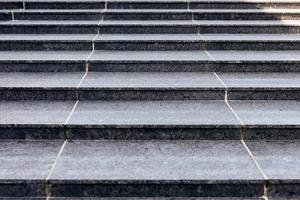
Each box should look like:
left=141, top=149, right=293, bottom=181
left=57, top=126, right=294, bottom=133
left=241, top=139, right=269, bottom=199
left=85, top=50, right=95, bottom=63
left=215, top=70, right=269, bottom=198
left=64, top=100, right=79, bottom=125
left=23, top=2, right=26, bottom=10
left=45, top=140, right=67, bottom=198
left=204, top=50, right=214, bottom=61
left=241, top=140, right=269, bottom=181
left=11, top=11, right=14, bottom=21
left=46, top=140, right=67, bottom=180
left=77, top=71, right=88, bottom=88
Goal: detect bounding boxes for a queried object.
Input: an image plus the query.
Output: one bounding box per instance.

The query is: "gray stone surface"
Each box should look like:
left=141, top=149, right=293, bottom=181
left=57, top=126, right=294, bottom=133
left=246, top=140, right=300, bottom=197
left=219, top=73, right=300, bottom=88
left=90, top=51, right=211, bottom=61
left=49, top=140, right=263, bottom=196
left=96, top=34, right=202, bottom=41
left=50, top=140, right=263, bottom=181
left=0, top=51, right=91, bottom=61
left=0, top=140, right=63, bottom=196
left=0, top=72, right=84, bottom=88
left=0, top=140, right=62, bottom=180
left=0, top=101, right=75, bottom=125
left=246, top=140, right=300, bottom=180
left=68, top=100, right=239, bottom=125
left=229, top=100, right=300, bottom=125
left=202, top=34, right=300, bottom=41
left=80, top=72, right=223, bottom=88
left=208, top=51, right=300, bottom=61
left=0, top=34, right=96, bottom=40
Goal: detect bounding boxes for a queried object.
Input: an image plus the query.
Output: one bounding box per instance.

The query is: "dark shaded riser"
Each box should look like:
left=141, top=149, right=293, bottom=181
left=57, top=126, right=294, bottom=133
left=1, top=1, right=300, bottom=10
left=1, top=88, right=299, bottom=101
left=5, top=11, right=300, bottom=21
left=2, top=40, right=300, bottom=51
left=1, top=61, right=300, bottom=73
left=0, top=181, right=264, bottom=198
left=0, top=24, right=299, bottom=34
left=0, top=125, right=299, bottom=140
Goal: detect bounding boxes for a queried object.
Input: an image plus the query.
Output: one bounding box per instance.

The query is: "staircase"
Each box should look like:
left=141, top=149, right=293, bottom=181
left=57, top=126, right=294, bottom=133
left=0, top=0, right=300, bottom=199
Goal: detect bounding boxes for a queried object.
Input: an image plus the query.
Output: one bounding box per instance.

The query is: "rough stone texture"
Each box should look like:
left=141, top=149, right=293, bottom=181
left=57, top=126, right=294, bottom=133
left=49, top=140, right=264, bottom=197
left=246, top=140, right=300, bottom=197
left=0, top=140, right=63, bottom=197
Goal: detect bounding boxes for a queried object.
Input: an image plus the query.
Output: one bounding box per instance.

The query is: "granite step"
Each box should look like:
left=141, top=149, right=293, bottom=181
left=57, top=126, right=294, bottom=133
left=0, top=72, right=299, bottom=100
left=1, top=139, right=300, bottom=197
left=0, top=50, right=300, bottom=72
left=5, top=9, right=300, bottom=21
left=2, top=34, right=300, bottom=51
left=93, top=34, right=300, bottom=51
left=0, top=100, right=299, bottom=140
left=0, top=140, right=265, bottom=198
left=1, top=20, right=300, bottom=34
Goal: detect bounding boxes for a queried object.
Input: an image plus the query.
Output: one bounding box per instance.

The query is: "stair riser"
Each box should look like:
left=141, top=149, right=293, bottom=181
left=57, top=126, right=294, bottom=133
left=0, top=13, right=11, bottom=21
left=0, top=89, right=225, bottom=100
left=25, top=2, right=105, bottom=10
left=190, top=3, right=300, bottom=9
left=1, top=126, right=299, bottom=140
left=0, top=25, right=298, bottom=34
left=0, top=25, right=99, bottom=34
left=0, top=62, right=86, bottom=72
left=0, top=42, right=93, bottom=51
left=2, top=2, right=300, bottom=10
left=49, top=183, right=264, bottom=198
left=1, top=89, right=299, bottom=100
left=193, top=13, right=300, bottom=20
left=0, top=2, right=23, bottom=9
left=94, top=41, right=300, bottom=51
left=14, top=13, right=102, bottom=21
left=3, top=41, right=300, bottom=51
left=1, top=61, right=300, bottom=73
left=10, top=12, right=300, bottom=21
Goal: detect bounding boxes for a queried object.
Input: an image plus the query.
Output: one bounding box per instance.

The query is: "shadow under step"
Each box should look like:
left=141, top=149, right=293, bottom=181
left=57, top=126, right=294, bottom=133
left=1, top=20, right=300, bottom=34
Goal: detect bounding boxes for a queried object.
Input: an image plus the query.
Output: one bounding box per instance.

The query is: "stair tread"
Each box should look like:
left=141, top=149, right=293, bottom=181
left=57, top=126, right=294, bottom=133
left=79, top=72, right=224, bottom=89
left=0, top=100, right=239, bottom=126
left=0, top=51, right=91, bottom=61
left=1, top=72, right=299, bottom=89
left=0, top=72, right=84, bottom=88
left=6, top=19, right=300, bottom=26
left=0, top=100, right=76, bottom=125
left=219, top=72, right=300, bottom=88
left=229, top=100, right=300, bottom=125
left=1, top=50, right=300, bottom=62
left=49, top=140, right=263, bottom=182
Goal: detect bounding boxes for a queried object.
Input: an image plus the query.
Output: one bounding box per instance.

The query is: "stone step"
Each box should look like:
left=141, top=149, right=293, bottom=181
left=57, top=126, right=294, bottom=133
left=1, top=139, right=298, bottom=198
left=0, top=100, right=299, bottom=140
left=0, top=50, right=300, bottom=72
left=0, top=72, right=299, bottom=100
left=1, top=20, right=299, bottom=34
left=1, top=34, right=300, bottom=51
left=0, top=140, right=267, bottom=198
left=2, top=9, right=300, bottom=21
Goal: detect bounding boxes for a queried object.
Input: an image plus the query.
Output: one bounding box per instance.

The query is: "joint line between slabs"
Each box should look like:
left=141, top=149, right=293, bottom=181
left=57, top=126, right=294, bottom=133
left=204, top=50, right=214, bottom=61
left=64, top=100, right=79, bottom=125
left=241, top=140, right=269, bottom=180
left=45, top=140, right=67, bottom=199
left=46, top=140, right=67, bottom=182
